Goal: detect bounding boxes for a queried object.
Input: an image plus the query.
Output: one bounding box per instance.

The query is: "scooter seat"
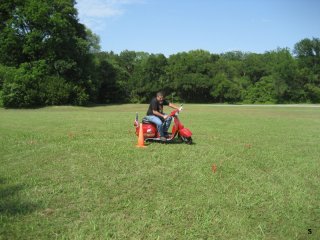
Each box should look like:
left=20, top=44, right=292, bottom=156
left=142, top=117, right=153, bottom=124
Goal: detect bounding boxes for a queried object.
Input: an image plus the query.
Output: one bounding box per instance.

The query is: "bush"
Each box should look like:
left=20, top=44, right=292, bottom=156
left=244, top=76, right=277, bottom=104
left=304, top=83, right=320, bottom=103
left=0, top=90, right=3, bottom=107
left=2, top=73, right=41, bottom=108
left=40, top=76, right=72, bottom=105
left=2, top=61, right=47, bottom=108
left=1, top=61, right=91, bottom=107
left=71, top=86, right=89, bottom=106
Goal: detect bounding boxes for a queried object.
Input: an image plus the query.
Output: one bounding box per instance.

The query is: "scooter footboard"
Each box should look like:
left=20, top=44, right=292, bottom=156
left=179, top=128, right=192, bottom=137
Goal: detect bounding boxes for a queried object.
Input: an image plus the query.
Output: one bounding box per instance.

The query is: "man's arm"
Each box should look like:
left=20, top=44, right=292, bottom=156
left=168, top=102, right=180, bottom=110
left=152, top=110, right=166, bottom=118
left=152, top=102, right=180, bottom=119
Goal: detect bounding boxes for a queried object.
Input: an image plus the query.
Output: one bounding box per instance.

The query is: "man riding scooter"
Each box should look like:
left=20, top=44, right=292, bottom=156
left=144, top=91, right=180, bottom=142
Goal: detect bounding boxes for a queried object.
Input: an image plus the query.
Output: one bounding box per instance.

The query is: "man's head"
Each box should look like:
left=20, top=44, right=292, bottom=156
left=156, top=91, right=164, bottom=103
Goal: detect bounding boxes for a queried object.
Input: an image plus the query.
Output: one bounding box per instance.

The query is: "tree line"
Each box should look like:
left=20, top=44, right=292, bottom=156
left=0, top=0, right=319, bottom=108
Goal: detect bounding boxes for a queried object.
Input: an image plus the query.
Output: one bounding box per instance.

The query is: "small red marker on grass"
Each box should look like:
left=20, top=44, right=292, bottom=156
left=212, top=164, right=217, bottom=173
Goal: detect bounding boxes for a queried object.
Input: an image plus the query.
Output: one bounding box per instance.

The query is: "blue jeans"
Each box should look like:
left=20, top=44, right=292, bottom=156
left=145, top=114, right=172, bottom=137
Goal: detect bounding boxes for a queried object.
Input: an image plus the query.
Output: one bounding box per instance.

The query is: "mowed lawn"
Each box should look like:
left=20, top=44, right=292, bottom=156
left=0, top=104, right=319, bottom=239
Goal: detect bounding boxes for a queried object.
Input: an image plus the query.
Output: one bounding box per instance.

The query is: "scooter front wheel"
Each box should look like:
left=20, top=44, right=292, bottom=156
left=180, top=136, right=192, bottom=145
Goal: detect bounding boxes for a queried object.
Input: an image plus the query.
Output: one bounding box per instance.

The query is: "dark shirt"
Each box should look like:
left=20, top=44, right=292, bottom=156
left=147, top=97, right=169, bottom=116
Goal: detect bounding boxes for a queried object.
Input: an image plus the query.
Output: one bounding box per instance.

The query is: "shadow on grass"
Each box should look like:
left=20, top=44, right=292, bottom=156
left=2, top=102, right=130, bottom=110
left=0, top=178, right=38, bottom=216
left=146, top=139, right=196, bottom=145
left=84, top=103, right=130, bottom=107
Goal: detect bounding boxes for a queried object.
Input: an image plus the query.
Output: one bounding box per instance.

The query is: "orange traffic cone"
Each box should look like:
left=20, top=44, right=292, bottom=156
left=136, top=123, right=146, bottom=148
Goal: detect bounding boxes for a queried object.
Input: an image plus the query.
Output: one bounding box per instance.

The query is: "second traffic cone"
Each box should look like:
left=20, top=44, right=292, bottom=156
left=136, top=123, right=146, bottom=148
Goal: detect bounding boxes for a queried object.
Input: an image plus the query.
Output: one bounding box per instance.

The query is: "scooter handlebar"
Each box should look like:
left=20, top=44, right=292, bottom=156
left=169, top=105, right=183, bottom=117
left=169, top=109, right=179, bottom=117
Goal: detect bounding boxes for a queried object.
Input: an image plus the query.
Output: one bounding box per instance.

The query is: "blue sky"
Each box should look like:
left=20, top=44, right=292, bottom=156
left=76, top=0, right=320, bottom=56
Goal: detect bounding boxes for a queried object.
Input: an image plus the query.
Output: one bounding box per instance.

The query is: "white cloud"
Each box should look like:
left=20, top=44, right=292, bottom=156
left=76, top=0, right=144, bottom=32
left=76, top=0, right=144, bottom=18
left=76, top=0, right=122, bottom=18
left=109, top=0, right=145, bottom=4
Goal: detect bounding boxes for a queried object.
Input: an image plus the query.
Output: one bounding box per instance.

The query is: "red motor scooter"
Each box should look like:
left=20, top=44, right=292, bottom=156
left=134, top=105, right=193, bottom=144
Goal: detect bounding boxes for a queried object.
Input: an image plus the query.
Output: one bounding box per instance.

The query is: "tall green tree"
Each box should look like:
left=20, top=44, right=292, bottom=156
left=0, top=0, right=94, bottom=107
left=210, top=73, right=241, bottom=103
left=294, top=38, right=320, bottom=102
left=128, top=53, right=167, bottom=102
left=242, top=53, right=268, bottom=83
left=264, top=49, right=298, bottom=102
left=167, top=50, right=218, bottom=102
left=294, top=38, right=320, bottom=71
left=245, top=76, right=277, bottom=104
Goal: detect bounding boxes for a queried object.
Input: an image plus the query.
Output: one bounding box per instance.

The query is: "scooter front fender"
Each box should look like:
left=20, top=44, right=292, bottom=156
left=179, top=128, right=192, bottom=137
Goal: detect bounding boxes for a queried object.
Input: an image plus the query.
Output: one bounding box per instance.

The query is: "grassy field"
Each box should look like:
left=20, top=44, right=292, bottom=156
left=0, top=104, right=319, bottom=239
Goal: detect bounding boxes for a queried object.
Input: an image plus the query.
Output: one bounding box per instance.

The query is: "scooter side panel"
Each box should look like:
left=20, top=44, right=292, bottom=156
left=135, top=124, right=157, bottom=138
left=143, top=124, right=157, bottom=138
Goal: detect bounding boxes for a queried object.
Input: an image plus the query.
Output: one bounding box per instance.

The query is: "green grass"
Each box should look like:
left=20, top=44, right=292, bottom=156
left=0, top=104, right=319, bottom=239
